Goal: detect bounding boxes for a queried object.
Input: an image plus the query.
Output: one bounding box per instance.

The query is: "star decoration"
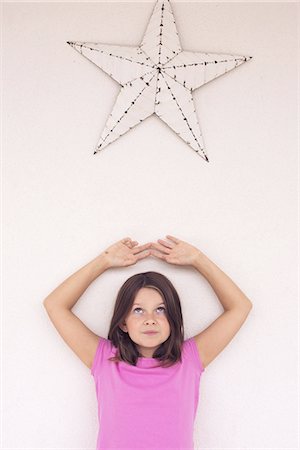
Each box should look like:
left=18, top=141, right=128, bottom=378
left=67, top=0, right=252, bottom=161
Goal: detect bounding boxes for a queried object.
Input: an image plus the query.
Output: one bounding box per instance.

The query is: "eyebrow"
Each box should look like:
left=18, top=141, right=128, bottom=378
left=133, top=302, right=165, bottom=307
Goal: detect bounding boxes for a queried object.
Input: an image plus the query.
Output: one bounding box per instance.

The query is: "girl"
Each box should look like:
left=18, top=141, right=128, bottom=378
left=43, top=235, right=252, bottom=450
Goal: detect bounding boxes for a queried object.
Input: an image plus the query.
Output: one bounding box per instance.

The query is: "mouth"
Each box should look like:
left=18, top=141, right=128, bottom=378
left=143, top=332, right=158, bottom=335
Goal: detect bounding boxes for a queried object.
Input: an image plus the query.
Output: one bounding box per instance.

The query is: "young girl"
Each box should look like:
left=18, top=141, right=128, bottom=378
left=43, top=235, right=252, bottom=450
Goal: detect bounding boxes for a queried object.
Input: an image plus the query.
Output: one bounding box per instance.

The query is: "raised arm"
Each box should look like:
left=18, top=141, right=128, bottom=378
left=43, top=237, right=151, bottom=369
left=149, top=235, right=253, bottom=368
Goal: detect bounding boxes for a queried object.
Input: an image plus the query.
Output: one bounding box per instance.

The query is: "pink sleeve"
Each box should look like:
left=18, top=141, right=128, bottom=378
left=184, top=337, right=205, bottom=374
left=91, top=337, right=108, bottom=377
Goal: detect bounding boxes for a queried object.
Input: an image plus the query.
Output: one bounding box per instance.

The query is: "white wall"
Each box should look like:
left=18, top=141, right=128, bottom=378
left=3, top=1, right=298, bottom=449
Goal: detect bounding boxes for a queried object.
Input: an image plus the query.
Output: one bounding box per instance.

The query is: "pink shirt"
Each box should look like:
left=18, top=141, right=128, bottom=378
left=91, top=336, right=205, bottom=450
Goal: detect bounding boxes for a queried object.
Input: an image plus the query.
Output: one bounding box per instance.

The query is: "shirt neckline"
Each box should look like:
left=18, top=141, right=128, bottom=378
left=139, top=356, right=155, bottom=359
left=136, top=356, right=159, bottom=367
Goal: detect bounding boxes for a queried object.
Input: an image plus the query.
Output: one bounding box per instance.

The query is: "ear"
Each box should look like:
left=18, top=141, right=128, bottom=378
left=119, top=322, right=128, bottom=333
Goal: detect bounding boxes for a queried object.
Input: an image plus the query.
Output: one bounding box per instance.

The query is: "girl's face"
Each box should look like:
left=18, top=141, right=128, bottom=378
left=120, top=287, right=171, bottom=358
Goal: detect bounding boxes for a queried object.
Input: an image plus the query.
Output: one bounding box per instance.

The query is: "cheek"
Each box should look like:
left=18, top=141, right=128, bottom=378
left=160, top=316, right=170, bottom=326
left=127, top=316, right=142, bottom=327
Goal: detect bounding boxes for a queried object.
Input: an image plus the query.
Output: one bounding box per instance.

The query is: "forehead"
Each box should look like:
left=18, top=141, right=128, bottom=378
left=134, top=287, right=164, bottom=304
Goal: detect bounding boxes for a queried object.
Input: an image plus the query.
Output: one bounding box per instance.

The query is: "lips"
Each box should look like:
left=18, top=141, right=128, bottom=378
left=143, top=331, right=158, bottom=334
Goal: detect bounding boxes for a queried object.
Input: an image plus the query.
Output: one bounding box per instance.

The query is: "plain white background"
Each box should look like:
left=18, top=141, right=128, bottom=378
left=2, top=1, right=298, bottom=449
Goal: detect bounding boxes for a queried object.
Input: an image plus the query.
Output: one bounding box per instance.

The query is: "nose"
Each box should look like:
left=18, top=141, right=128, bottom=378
left=144, top=316, right=156, bottom=324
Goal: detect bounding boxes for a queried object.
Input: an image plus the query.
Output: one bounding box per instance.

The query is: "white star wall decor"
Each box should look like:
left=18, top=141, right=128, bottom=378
left=67, top=0, right=252, bottom=162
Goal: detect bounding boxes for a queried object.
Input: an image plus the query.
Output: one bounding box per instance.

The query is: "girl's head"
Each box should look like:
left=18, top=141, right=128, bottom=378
left=108, top=271, right=184, bottom=367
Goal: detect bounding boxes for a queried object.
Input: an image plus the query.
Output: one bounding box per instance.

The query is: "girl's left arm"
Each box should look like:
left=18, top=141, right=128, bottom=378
left=150, top=235, right=253, bottom=368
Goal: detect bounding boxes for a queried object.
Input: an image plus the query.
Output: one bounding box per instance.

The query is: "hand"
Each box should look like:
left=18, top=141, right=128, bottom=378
left=101, top=237, right=151, bottom=269
left=149, top=235, right=202, bottom=266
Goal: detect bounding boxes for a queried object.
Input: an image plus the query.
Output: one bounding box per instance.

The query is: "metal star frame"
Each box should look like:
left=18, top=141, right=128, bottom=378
left=67, top=0, right=252, bottom=161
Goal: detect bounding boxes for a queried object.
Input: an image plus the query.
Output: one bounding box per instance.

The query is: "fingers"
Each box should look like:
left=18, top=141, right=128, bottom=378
left=157, top=238, right=175, bottom=249
left=120, top=238, right=152, bottom=254
left=166, top=235, right=180, bottom=244
left=149, top=249, right=166, bottom=260
left=135, top=249, right=151, bottom=261
left=132, top=242, right=152, bottom=254
left=119, top=238, right=179, bottom=262
left=150, top=242, right=171, bottom=254
left=121, top=236, right=180, bottom=246
left=121, top=237, right=138, bottom=249
left=121, top=237, right=131, bottom=244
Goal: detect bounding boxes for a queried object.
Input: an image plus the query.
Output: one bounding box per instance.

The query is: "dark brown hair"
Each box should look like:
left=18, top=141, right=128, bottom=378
left=107, top=271, right=184, bottom=368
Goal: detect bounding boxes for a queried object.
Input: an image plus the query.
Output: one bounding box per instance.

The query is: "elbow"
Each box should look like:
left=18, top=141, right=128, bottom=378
left=247, top=300, right=253, bottom=311
left=242, top=299, right=253, bottom=312
left=43, top=298, right=51, bottom=309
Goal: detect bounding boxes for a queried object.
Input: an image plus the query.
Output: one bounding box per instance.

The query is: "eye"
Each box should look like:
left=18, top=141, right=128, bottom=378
left=133, top=307, right=166, bottom=314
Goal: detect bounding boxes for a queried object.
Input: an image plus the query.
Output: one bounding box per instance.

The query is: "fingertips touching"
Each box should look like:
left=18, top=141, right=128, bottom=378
left=150, top=249, right=165, bottom=259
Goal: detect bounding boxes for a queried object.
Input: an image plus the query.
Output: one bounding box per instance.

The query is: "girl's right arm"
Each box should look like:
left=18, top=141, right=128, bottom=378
left=43, top=237, right=151, bottom=369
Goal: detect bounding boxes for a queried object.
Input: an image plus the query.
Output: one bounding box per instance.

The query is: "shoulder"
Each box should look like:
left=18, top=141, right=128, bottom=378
left=182, top=337, right=205, bottom=373
left=90, top=337, right=113, bottom=374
